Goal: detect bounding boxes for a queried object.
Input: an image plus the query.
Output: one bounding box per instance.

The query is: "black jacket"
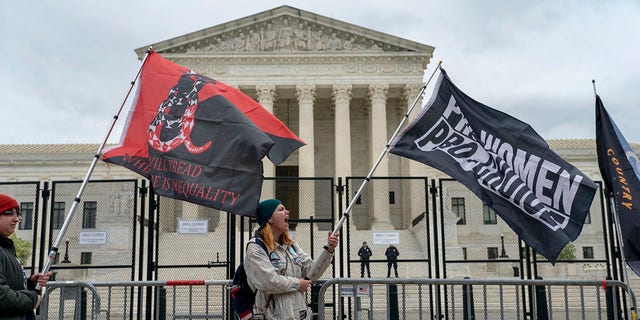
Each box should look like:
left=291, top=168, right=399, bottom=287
left=358, top=246, right=372, bottom=260
left=0, top=236, right=38, bottom=320
left=385, top=246, right=400, bottom=261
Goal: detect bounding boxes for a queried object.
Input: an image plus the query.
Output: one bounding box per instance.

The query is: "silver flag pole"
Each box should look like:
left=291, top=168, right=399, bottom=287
left=36, top=49, right=153, bottom=289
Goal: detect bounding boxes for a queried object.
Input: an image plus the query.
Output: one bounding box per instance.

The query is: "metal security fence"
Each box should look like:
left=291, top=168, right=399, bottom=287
left=317, top=278, right=638, bottom=320
left=41, top=277, right=636, bottom=320
left=48, top=179, right=139, bottom=282
left=344, top=177, right=430, bottom=280
left=149, top=176, right=336, bottom=282
left=7, top=175, right=639, bottom=320
left=437, top=178, right=616, bottom=285
left=41, top=279, right=233, bottom=320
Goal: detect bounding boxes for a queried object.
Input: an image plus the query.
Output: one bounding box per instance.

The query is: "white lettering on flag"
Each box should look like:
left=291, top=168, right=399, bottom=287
left=414, top=95, right=583, bottom=231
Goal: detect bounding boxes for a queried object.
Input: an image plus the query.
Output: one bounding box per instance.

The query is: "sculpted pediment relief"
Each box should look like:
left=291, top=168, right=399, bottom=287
left=149, top=6, right=432, bottom=55
left=166, top=17, right=393, bottom=54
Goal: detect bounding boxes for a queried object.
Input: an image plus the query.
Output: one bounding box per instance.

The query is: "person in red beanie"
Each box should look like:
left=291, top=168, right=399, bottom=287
left=0, top=194, right=51, bottom=320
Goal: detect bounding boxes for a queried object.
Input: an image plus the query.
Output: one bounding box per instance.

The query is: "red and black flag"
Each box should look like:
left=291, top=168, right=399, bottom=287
left=596, top=95, right=640, bottom=276
left=390, top=69, right=597, bottom=263
left=102, top=52, right=304, bottom=217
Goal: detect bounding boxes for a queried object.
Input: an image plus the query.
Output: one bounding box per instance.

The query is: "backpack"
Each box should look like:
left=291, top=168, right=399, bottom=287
left=231, top=238, right=268, bottom=320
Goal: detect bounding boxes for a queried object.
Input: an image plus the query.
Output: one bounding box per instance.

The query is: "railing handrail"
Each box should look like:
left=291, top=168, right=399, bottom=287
left=41, top=280, right=102, bottom=320
left=39, top=277, right=638, bottom=320
left=317, top=277, right=638, bottom=319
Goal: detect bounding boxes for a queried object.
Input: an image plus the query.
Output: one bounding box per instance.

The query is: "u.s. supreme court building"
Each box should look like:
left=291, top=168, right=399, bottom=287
left=1, top=5, right=636, bottom=292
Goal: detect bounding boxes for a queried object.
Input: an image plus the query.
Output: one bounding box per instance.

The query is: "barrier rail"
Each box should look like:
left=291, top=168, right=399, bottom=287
left=40, top=279, right=232, bottom=320
left=40, top=277, right=637, bottom=320
left=318, top=278, right=638, bottom=320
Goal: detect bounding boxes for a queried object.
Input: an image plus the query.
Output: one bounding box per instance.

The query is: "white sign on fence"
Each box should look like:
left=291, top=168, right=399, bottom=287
left=178, top=219, right=209, bottom=234
left=372, top=231, right=400, bottom=245
left=78, top=231, right=108, bottom=246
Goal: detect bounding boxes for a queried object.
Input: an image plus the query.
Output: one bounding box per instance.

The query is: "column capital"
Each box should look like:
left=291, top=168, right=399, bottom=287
left=368, top=83, right=389, bottom=105
left=296, top=84, right=316, bottom=103
left=255, top=84, right=277, bottom=103
left=331, top=84, right=352, bottom=116
left=403, top=83, right=424, bottom=103
left=331, top=84, right=353, bottom=104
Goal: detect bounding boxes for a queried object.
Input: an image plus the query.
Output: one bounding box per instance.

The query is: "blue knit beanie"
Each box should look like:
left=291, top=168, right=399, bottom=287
left=256, top=199, right=282, bottom=228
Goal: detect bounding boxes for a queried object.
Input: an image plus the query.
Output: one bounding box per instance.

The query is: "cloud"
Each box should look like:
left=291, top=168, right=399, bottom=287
left=1, top=0, right=639, bottom=144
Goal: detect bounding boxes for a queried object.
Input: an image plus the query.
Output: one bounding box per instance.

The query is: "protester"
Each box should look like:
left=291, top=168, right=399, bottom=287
left=0, top=194, right=51, bottom=320
left=244, top=199, right=339, bottom=320
left=385, top=244, right=400, bottom=278
left=357, top=241, right=372, bottom=278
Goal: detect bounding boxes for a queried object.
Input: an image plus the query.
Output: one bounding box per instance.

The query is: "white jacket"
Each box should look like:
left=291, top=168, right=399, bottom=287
left=244, top=237, right=333, bottom=320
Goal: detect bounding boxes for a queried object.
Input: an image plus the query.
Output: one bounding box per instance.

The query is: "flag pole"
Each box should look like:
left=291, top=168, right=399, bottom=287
left=593, top=79, right=637, bottom=319
left=36, top=49, right=153, bottom=289
left=330, top=61, right=442, bottom=236
left=605, top=182, right=636, bottom=318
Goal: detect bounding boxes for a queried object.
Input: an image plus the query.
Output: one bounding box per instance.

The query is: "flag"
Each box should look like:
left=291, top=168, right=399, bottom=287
left=596, top=95, right=640, bottom=276
left=390, top=69, right=597, bottom=263
left=102, top=52, right=304, bottom=217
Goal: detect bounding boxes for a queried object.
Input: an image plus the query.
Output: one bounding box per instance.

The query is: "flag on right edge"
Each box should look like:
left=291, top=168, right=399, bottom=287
left=596, top=95, right=640, bottom=276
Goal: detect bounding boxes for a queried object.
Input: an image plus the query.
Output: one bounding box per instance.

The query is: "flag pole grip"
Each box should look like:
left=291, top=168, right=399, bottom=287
left=36, top=50, right=153, bottom=290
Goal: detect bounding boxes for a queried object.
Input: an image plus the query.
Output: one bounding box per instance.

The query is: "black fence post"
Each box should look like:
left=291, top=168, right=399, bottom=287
left=311, top=282, right=322, bottom=320
left=535, top=277, right=549, bottom=320
left=606, top=280, right=615, bottom=320
left=462, top=277, right=475, bottom=320
left=80, top=288, right=87, bottom=320
left=388, top=284, right=399, bottom=319
left=158, top=286, right=167, bottom=320
left=605, top=276, right=623, bottom=320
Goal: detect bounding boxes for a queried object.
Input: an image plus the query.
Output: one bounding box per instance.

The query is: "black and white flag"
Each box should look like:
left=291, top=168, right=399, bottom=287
left=390, top=69, right=597, bottom=262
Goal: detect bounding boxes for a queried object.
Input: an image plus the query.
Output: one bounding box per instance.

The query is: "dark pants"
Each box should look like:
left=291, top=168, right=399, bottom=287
left=360, top=261, right=371, bottom=277
left=387, top=261, right=398, bottom=277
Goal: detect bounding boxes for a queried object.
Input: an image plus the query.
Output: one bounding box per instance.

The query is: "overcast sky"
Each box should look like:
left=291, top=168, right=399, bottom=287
left=2, top=0, right=638, bottom=145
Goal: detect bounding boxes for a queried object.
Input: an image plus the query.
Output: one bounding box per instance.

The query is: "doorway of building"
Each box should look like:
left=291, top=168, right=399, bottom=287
left=276, top=166, right=299, bottom=230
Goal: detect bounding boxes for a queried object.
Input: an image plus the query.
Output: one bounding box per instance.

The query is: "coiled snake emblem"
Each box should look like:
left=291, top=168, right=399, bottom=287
left=148, top=72, right=213, bottom=154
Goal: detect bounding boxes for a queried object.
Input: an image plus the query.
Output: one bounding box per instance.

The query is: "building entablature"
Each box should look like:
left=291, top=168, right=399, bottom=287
left=134, top=5, right=433, bottom=92
left=162, top=54, right=428, bottom=86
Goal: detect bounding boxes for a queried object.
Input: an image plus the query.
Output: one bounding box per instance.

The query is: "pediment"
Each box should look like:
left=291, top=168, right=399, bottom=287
left=136, top=5, right=433, bottom=57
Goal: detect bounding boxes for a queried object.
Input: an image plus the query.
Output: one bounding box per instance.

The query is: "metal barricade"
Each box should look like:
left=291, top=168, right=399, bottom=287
left=39, top=277, right=638, bottom=320
left=40, top=281, right=102, bottom=320
left=317, top=278, right=638, bottom=320
left=40, top=279, right=232, bottom=320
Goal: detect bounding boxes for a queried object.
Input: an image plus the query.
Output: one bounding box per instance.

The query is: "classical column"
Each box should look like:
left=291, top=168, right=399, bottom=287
left=332, top=84, right=352, bottom=222
left=403, top=83, right=426, bottom=225
left=255, top=85, right=277, bottom=178
left=368, top=83, right=390, bottom=228
left=332, top=84, right=353, bottom=179
left=296, top=84, right=316, bottom=219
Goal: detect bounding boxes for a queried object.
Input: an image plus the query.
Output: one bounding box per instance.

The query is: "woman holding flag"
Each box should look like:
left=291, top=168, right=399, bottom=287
left=244, top=199, right=339, bottom=320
